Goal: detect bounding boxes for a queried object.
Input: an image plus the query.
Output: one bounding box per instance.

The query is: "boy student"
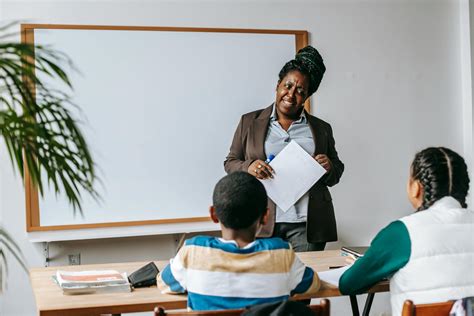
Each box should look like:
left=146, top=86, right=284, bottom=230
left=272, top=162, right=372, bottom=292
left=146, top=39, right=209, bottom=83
left=157, top=171, right=320, bottom=311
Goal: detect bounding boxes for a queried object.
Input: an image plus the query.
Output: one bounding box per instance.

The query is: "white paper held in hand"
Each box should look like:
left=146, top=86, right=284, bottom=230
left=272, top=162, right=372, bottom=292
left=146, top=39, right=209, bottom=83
left=259, top=140, right=326, bottom=212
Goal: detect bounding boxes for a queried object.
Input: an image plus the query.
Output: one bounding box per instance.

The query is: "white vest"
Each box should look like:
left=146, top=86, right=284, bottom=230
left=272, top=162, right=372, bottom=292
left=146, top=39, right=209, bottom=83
left=390, top=197, right=474, bottom=315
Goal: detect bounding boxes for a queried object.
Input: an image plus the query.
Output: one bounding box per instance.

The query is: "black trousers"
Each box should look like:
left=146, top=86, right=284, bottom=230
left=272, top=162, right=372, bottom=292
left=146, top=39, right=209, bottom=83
left=272, top=222, right=326, bottom=252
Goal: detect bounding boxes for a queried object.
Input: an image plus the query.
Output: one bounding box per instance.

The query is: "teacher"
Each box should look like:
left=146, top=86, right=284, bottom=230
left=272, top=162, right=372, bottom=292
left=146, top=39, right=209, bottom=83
left=224, top=45, right=344, bottom=251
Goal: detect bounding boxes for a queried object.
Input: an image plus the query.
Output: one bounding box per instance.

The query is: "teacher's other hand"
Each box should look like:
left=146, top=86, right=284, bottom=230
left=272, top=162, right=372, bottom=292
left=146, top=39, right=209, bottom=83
left=248, top=160, right=274, bottom=180
left=314, top=154, right=332, bottom=172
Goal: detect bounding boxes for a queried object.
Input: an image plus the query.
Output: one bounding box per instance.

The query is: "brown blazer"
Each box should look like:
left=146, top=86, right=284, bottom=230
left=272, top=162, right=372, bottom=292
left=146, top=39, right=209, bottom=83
left=224, top=105, right=344, bottom=243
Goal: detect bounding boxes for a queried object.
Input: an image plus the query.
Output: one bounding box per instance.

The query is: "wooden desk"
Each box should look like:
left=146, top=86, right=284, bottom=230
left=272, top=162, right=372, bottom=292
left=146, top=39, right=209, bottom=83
left=29, top=250, right=389, bottom=316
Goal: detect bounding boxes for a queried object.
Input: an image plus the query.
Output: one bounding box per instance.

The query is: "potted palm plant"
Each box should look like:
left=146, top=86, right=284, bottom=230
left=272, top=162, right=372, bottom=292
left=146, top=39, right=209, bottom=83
left=0, top=23, right=98, bottom=292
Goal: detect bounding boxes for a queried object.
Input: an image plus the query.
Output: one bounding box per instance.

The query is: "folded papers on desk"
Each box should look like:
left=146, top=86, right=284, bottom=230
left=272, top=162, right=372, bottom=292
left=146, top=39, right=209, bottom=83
left=317, top=265, right=352, bottom=287
left=54, top=270, right=131, bottom=295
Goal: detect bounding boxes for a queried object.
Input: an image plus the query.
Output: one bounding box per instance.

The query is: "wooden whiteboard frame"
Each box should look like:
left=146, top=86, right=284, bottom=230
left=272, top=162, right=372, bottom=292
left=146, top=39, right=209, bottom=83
left=21, top=24, right=309, bottom=232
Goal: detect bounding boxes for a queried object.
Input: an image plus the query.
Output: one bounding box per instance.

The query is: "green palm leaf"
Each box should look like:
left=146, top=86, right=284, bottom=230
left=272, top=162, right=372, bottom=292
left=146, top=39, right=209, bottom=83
left=0, top=227, right=28, bottom=293
left=0, top=24, right=99, bottom=286
left=0, top=27, right=99, bottom=213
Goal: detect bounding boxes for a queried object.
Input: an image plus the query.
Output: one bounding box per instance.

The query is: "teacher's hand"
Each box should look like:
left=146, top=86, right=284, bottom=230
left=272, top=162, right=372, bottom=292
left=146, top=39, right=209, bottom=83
left=248, top=160, right=274, bottom=180
left=314, top=154, right=332, bottom=172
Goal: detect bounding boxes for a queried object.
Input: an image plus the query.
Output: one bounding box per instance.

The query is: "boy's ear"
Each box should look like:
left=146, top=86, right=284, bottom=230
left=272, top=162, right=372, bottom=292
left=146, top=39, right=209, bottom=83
left=209, top=206, right=219, bottom=224
left=260, top=208, right=270, bottom=225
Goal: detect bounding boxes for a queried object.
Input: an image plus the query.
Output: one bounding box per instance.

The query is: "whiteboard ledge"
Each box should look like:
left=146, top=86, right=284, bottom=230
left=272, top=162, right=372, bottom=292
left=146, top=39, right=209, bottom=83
left=27, top=221, right=220, bottom=242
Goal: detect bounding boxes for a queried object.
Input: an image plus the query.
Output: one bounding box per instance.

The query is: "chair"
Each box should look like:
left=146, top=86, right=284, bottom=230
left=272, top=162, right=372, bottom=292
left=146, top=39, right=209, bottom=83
left=155, top=298, right=330, bottom=316
left=308, top=298, right=330, bottom=316
left=401, top=299, right=454, bottom=316
left=154, top=307, right=244, bottom=316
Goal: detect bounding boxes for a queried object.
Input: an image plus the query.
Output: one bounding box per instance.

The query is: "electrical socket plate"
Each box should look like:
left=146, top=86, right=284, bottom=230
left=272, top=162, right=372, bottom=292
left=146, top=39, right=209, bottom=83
left=68, top=253, right=81, bottom=265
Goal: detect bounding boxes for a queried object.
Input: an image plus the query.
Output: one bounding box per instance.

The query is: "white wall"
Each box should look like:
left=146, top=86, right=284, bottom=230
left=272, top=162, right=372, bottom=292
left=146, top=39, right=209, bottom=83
left=0, top=1, right=470, bottom=315
left=461, top=0, right=474, bottom=208
left=469, top=0, right=474, bottom=208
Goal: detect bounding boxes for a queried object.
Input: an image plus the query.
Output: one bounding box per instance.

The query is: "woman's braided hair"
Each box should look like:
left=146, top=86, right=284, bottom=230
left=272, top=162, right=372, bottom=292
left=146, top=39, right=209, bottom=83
left=278, top=45, right=326, bottom=97
left=411, top=147, right=470, bottom=211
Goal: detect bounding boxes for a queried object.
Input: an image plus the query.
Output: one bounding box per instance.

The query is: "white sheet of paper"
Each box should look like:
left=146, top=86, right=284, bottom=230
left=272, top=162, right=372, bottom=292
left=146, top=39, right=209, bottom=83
left=317, top=264, right=353, bottom=287
left=260, top=140, right=327, bottom=212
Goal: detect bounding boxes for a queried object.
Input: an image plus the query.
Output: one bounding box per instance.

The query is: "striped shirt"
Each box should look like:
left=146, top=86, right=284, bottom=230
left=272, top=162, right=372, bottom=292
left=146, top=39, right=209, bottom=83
left=157, top=236, right=320, bottom=311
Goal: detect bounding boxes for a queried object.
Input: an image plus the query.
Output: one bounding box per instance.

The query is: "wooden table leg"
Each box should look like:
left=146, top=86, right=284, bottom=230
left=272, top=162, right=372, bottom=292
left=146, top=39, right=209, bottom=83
left=362, top=293, right=375, bottom=316
left=350, top=295, right=360, bottom=316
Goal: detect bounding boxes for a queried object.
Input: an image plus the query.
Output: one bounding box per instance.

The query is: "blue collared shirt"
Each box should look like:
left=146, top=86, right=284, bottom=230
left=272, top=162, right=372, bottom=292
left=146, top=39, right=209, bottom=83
left=264, top=104, right=315, bottom=223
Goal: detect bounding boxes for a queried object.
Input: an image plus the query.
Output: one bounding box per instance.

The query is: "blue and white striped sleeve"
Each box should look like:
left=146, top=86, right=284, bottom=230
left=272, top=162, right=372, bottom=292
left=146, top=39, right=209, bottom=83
left=157, top=247, right=187, bottom=294
left=289, top=253, right=320, bottom=296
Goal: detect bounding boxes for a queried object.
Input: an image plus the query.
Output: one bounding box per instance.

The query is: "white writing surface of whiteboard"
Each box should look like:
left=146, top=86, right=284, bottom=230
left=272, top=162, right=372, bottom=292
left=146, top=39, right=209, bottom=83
left=34, top=28, right=295, bottom=227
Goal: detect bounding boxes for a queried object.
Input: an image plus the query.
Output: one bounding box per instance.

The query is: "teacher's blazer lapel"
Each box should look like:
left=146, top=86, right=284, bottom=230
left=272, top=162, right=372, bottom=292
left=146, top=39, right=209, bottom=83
left=250, top=106, right=326, bottom=159
left=249, top=105, right=273, bottom=160
left=305, top=110, right=327, bottom=156
left=251, top=105, right=274, bottom=238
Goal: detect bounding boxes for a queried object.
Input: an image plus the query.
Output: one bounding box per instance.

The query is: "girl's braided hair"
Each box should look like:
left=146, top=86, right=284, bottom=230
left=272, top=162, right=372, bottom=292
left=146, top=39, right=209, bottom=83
left=411, top=147, right=470, bottom=211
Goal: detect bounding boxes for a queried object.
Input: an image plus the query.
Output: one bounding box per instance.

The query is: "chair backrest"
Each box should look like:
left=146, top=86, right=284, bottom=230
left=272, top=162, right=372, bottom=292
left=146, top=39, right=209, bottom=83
left=309, top=299, right=330, bottom=316
left=155, top=298, right=330, bottom=316
left=401, top=300, right=454, bottom=316
left=154, top=307, right=244, bottom=316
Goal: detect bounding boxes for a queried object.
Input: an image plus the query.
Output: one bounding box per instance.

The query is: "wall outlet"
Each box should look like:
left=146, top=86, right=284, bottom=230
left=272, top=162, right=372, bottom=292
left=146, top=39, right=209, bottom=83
left=68, top=253, right=81, bottom=265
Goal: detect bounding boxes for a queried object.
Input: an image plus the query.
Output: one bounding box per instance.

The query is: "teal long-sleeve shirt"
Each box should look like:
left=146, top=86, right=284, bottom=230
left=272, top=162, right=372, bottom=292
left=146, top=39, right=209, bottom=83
left=339, top=220, right=411, bottom=295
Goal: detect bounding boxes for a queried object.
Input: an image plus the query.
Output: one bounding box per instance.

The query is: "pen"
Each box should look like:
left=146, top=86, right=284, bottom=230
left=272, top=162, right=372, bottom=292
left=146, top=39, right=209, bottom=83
left=265, top=154, right=275, bottom=164
left=264, top=154, right=275, bottom=178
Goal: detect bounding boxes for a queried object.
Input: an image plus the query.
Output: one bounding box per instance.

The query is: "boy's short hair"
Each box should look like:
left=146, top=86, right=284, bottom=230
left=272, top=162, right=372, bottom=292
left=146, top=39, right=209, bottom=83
left=212, top=171, right=267, bottom=229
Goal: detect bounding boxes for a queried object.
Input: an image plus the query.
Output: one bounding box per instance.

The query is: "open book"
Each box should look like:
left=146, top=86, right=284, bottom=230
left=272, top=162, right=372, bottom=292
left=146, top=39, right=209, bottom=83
left=54, top=270, right=131, bottom=295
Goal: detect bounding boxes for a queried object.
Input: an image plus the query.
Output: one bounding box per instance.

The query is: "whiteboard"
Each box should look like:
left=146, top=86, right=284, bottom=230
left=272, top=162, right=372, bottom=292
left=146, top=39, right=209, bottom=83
left=23, top=25, right=307, bottom=233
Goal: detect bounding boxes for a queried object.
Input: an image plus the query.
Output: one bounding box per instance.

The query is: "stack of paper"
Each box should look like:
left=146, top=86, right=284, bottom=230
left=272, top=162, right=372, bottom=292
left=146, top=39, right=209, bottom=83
left=317, top=265, right=352, bottom=287
left=54, top=270, right=131, bottom=295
